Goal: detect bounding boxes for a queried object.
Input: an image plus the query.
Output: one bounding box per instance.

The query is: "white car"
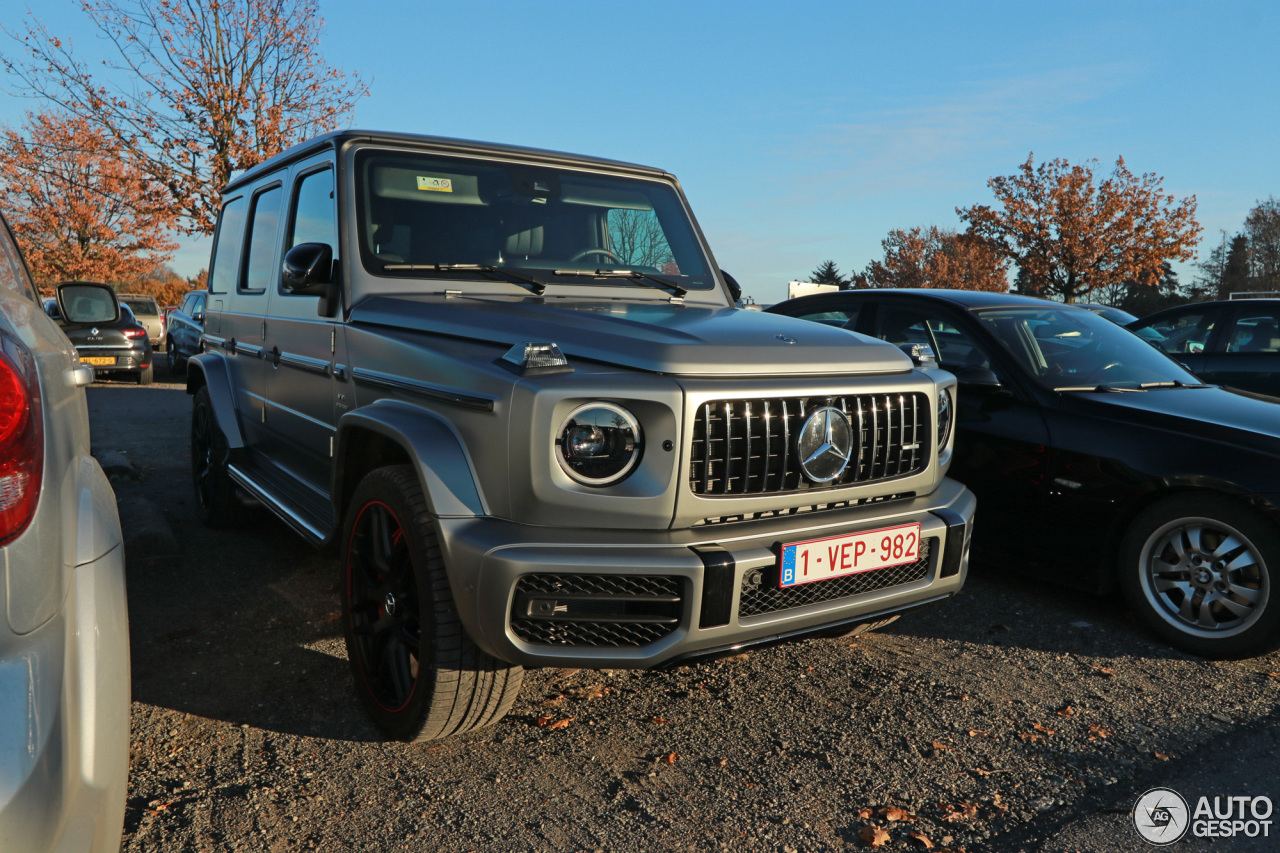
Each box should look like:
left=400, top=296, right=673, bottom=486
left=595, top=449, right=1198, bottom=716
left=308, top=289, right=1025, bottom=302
left=0, top=214, right=129, bottom=850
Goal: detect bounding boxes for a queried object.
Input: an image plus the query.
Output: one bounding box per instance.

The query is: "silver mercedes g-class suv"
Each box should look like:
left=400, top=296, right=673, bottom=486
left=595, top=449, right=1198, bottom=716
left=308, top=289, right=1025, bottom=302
left=188, top=130, right=976, bottom=741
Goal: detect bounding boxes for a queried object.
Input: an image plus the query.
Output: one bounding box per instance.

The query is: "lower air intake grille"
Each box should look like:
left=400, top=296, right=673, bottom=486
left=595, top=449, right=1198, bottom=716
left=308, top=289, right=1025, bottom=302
left=739, top=537, right=935, bottom=617
left=509, top=574, right=683, bottom=647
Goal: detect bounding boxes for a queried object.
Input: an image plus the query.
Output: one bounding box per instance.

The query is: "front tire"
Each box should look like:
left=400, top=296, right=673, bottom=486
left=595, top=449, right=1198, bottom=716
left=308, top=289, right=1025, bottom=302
left=341, top=465, right=522, bottom=741
left=190, top=386, right=241, bottom=528
left=1120, top=494, right=1280, bottom=658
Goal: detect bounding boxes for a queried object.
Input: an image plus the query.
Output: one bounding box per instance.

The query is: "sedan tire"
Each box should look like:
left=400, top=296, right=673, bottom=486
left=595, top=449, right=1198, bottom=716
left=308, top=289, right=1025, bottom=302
left=1120, top=494, right=1280, bottom=658
left=341, top=465, right=523, bottom=741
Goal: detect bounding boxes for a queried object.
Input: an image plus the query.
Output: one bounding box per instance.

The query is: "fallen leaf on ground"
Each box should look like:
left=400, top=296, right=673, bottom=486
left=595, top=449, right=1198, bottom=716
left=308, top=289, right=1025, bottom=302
left=1032, top=723, right=1055, bottom=735
left=1154, top=751, right=1172, bottom=761
left=967, top=729, right=994, bottom=739
left=972, top=767, right=996, bottom=776
left=1087, top=724, right=1113, bottom=740
left=568, top=685, right=606, bottom=700
left=879, top=806, right=916, bottom=822
left=648, top=716, right=669, bottom=725
left=1093, top=665, right=1116, bottom=677
left=547, top=718, right=572, bottom=730
left=857, top=807, right=874, bottom=819
left=1018, top=732, right=1042, bottom=743
left=908, top=832, right=935, bottom=849
left=930, top=740, right=952, bottom=752
left=717, top=758, right=728, bottom=767
left=939, top=803, right=979, bottom=823
left=539, top=695, right=566, bottom=708
left=860, top=824, right=891, bottom=847
left=664, top=752, right=677, bottom=765
left=1056, top=705, right=1075, bottom=717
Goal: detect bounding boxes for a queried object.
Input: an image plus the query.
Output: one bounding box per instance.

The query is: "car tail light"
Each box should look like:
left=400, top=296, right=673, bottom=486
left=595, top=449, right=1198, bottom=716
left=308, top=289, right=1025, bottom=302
left=0, top=329, right=42, bottom=546
left=123, top=327, right=146, bottom=339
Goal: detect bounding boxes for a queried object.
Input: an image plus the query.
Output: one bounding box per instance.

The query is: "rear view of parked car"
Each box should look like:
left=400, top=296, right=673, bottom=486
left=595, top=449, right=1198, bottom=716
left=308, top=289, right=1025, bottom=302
left=0, top=217, right=130, bottom=850
left=165, top=288, right=207, bottom=372
left=47, top=287, right=155, bottom=384
left=119, top=292, right=164, bottom=350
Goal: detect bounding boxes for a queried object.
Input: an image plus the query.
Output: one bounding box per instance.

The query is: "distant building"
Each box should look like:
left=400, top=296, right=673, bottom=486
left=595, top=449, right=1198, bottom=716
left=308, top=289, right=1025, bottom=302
left=788, top=281, right=838, bottom=300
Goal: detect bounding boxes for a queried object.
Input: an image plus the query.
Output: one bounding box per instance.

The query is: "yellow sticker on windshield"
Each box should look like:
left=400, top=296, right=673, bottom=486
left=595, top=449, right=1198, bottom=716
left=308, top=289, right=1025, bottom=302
left=416, top=175, right=453, bottom=192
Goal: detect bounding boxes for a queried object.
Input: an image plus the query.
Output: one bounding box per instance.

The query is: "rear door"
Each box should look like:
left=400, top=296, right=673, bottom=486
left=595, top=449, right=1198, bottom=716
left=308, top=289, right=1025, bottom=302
left=1128, top=304, right=1226, bottom=377
left=1199, top=303, right=1280, bottom=397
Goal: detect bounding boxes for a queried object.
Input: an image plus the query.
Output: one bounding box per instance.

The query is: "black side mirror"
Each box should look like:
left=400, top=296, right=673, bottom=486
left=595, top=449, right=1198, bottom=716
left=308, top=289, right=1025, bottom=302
left=720, top=269, right=742, bottom=303
left=282, top=243, right=338, bottom=317
left=954, top=365, right=1003, bottom=393
left=56, top=281, right=120, bottom=325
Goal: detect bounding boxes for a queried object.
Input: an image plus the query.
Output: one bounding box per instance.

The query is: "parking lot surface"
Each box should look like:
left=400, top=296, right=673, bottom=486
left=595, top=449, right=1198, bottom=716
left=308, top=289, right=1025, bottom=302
left=90, top=372, right=1280, bottom=852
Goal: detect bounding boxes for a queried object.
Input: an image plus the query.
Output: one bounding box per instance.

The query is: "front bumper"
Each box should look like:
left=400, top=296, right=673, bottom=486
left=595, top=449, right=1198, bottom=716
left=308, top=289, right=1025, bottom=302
left=441, top=478, right=975, bottom=668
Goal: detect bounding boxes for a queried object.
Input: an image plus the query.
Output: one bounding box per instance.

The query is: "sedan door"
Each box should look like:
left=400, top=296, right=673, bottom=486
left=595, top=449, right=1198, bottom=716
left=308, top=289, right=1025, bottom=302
left=857, top=301, right=1054, bottom=566
left=1127, top=304, right=1226, bottom=377
left=1198, top=304, right=1280, bottom=398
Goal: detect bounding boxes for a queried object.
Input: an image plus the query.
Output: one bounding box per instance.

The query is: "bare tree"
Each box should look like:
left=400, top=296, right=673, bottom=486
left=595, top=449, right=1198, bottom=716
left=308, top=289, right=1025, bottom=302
left=607, top=210, right=674, bottom=269
left=3, top=0, right=368, bottom=235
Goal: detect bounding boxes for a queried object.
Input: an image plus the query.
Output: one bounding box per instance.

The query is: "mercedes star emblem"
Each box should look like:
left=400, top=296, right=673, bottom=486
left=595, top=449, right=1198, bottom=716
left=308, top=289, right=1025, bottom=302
left=796, top=406, right=854, bottom=483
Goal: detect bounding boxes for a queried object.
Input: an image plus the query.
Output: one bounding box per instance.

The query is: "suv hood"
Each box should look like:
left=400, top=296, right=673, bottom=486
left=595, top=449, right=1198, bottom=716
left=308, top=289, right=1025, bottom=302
left=350, top=294, right=912, bottom=376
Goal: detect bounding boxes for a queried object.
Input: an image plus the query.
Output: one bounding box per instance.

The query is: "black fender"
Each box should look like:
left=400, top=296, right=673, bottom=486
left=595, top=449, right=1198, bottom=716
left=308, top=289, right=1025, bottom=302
left=335, top=399, right=487, bottom=518
left=185, top=353, right=244, bottom=449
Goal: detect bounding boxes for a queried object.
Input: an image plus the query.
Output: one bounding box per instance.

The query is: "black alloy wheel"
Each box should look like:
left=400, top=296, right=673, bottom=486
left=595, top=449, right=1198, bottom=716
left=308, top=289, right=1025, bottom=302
left=190, top=386, right=240, bottom=527
left=340, top=465, right=523, bottom=741
left=345, top=499, right=422, bottom=715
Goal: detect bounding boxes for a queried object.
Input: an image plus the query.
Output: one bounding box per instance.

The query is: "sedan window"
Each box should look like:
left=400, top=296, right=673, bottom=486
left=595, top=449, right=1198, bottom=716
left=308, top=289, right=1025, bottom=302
left=1130, top=308, right=1220, bottom=354
left=876, top=305, right=990, bottom=370
left=975, top=306, right=1201, bottom=390
left=1227, top=309, right=1280, bottom=353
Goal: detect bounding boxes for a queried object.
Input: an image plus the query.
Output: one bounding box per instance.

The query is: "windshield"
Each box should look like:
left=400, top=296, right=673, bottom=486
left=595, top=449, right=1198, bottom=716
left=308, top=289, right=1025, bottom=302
left=353, top=149, right=712, bottom=289
left=122, top=298, right=158, bottom=316
left=974, top=306, right=1202, bottom=390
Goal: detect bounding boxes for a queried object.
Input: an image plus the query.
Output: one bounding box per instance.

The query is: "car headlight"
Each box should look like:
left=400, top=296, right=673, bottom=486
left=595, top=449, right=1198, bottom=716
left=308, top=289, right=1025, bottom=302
left=555, top=402, right=643, bottom=486
left=937, top=389, right=953, bottom=449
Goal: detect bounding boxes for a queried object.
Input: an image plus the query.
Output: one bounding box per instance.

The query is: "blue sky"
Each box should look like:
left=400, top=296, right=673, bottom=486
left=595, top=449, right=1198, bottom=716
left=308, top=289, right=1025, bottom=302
left=3, top=0, right=1278, bottom=303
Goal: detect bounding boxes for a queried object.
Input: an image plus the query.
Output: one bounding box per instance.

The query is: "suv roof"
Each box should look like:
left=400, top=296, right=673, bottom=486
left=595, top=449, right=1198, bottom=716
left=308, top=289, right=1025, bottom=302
left=227, top=129, right=672, bottom=194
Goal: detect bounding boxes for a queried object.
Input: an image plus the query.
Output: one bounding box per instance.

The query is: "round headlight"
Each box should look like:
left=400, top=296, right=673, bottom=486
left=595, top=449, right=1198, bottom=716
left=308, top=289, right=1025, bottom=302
left=937, top=388, right=953, bottom=449
left=556, top=403, right=643, bottom=486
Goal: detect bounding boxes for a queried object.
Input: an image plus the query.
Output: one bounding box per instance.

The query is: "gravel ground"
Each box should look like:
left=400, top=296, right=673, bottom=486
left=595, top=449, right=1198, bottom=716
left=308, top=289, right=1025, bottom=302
left=89, top=371, right=1280, bottom=852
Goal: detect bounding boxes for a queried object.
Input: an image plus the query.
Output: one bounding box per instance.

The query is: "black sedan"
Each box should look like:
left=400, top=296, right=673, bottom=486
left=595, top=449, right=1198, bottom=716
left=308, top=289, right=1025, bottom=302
left=1127, top=297, right=1280, bottom=398
left=768, top=289, right=1280, bottom=658
left=47, top=282, right=154, bottom=384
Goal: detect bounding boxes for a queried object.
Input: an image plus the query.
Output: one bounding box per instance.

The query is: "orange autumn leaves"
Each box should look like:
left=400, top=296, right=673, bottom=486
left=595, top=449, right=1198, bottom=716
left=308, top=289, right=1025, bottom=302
left=0, top=112, right=177, bottom=288
left=960, top=154, right=1202, bottom=304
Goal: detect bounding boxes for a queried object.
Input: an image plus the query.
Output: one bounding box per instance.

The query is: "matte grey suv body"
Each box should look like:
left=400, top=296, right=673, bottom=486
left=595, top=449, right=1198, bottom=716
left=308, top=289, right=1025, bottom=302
left=187, top=130, right=976, bottom=741
left=0, top=222, right=130, bottom=850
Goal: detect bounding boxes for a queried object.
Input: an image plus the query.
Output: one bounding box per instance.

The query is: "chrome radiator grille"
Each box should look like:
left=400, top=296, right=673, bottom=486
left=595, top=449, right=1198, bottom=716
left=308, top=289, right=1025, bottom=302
left=689, top=393, right=930, bottom=497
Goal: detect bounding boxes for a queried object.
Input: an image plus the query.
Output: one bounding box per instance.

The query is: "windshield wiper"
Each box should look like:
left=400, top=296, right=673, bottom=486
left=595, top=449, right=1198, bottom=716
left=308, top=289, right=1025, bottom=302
left=382, top=263, right=546, bottom=295
left=1138, top=380, right=1210, bottom=389
left=1056, top=384, right=1139, bottom=393
left=552, top=268, right=688, bottom=299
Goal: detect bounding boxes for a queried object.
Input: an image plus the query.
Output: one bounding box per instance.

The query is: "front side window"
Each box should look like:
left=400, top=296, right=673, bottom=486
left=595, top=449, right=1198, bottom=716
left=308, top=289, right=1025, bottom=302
left=877, top=306, right=991, bottom=370
left=353, top=149, right=712, bottom=289
left=242, top=186, right=284, bottom=292
left=290, top=169, right=337, bottom=251
left=1131, top=308, right=1221, bottom=354
left=209, top=196, right=248, bottom=294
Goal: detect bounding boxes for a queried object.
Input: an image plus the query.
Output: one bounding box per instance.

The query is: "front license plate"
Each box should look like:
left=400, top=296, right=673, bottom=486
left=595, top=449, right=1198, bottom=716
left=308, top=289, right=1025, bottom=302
left=779, top=523, right=922, bottom=588
left=82, top=356, right=115, bottom=366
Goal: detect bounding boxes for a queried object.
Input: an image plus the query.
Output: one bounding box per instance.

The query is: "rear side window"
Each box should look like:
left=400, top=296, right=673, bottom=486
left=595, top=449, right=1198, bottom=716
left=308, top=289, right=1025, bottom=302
left=209, top=196, right=248, bottom=294
left=1227, top=309, right=1280, bottom=353
left=0, top=216, right=36, bottom=301
left=242, top=186, right=284, bottom=293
